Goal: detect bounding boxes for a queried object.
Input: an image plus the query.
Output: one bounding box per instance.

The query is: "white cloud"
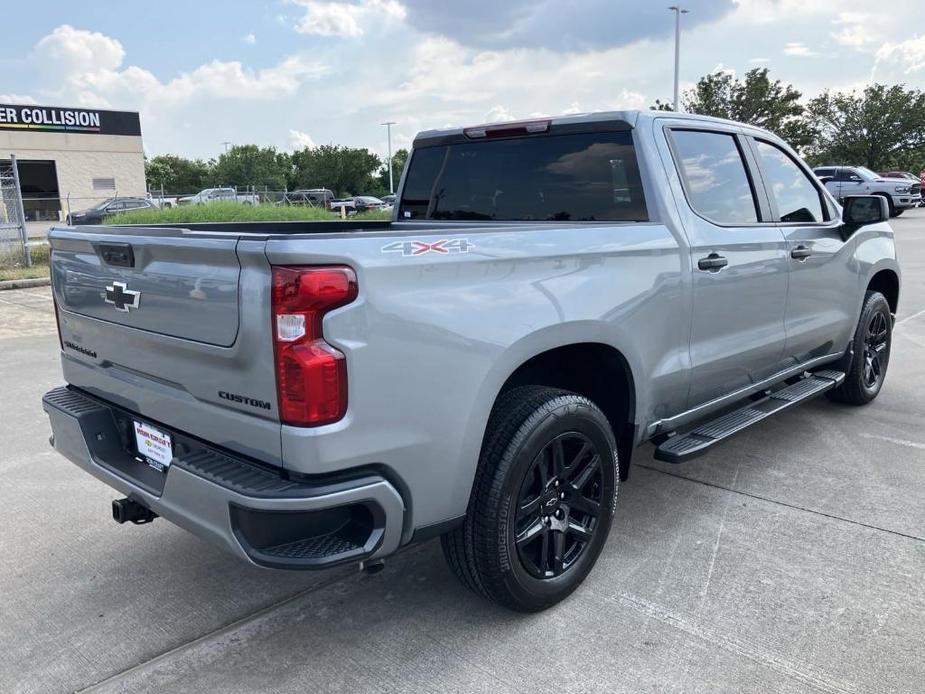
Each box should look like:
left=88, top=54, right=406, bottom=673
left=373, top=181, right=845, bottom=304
left=484, top=105, right=515, bottom=122
left=243, top=33, right=257, bottom=44
left=0, top=93, right=37, bottom=104
left=783, top=42, right=819, bottom=57
left=288, top=129, right=317, bottom=149
left=30, top=25, right=328, bottom=107
left=876, top=36, right=925, bottom=74
left=292, top=0, right=406, bottom=37
left=33, top=25, right=124, bottom=77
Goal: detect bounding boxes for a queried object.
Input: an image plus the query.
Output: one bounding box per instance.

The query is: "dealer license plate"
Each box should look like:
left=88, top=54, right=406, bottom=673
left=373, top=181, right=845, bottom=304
left=132, top=420, right=173, bottom=472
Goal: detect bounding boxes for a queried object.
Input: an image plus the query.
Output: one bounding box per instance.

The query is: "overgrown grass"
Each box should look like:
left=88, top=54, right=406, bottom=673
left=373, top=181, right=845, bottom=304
left=104, top=201, right=392, bottom=225
left=0, top=243, right=50, bottom=282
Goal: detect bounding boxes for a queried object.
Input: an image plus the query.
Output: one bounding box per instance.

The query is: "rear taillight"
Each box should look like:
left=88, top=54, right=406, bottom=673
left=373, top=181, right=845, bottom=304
left=272, top=266, right=358, bottom=427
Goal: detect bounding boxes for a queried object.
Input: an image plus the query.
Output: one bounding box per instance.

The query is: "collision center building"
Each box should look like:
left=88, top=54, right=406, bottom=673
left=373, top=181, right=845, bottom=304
left=0, top=103, right=145, bottom=221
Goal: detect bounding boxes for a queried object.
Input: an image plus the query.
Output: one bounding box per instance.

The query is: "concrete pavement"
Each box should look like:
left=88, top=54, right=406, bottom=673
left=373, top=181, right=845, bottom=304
left=1, top=212, right=924, bottom=693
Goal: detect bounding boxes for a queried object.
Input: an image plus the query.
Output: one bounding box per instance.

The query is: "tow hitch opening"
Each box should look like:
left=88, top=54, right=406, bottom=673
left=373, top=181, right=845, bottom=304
left=112, top=498, right=158, bottom=525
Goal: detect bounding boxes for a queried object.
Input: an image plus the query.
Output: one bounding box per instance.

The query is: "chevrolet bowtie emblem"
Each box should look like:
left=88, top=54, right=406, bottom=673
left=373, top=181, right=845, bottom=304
left=104, top=281, right=141, bottom=312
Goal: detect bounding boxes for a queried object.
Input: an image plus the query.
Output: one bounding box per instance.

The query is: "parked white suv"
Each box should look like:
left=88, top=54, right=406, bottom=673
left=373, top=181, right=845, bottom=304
left=813, top=166, right=920, bottom=217
left=177, top=187, right=259, bottom=206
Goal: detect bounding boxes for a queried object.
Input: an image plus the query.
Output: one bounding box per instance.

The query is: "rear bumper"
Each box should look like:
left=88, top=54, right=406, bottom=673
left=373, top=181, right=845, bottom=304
left=42, top=386, right=405, bottom=570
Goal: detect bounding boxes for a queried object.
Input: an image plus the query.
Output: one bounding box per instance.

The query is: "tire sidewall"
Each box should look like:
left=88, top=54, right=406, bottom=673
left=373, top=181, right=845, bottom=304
left=851, top=294, right=892, bottom=400
left=494, top=399, right=617, bottom=608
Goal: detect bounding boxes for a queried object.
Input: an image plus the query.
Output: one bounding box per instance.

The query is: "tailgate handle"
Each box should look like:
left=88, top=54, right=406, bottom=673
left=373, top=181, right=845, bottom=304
left=97, top=243, right=135, bottom=268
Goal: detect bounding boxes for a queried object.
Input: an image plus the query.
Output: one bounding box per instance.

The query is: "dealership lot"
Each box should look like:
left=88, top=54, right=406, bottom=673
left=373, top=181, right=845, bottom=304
left=1, top=212, right=924, bottom=693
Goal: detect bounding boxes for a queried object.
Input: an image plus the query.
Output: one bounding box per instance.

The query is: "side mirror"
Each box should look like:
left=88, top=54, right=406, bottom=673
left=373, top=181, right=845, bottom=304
left=842, top=195, right=888, bottom=231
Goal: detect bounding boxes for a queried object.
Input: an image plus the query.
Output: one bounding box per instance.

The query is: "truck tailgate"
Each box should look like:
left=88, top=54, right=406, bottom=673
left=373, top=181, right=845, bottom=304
left=49, top=225, right=282, bottom=465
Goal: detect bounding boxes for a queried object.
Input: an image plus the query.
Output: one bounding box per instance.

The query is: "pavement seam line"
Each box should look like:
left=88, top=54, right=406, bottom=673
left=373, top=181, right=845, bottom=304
left=74, top=569, right=360, bottom=692
left=635, top=463, right=925, bottom=543
left=75, top=543, right=429, bottom=692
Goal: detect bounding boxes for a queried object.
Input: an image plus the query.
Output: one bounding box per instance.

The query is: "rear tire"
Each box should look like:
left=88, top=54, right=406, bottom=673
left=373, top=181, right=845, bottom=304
left=827, top=291, right=892, bottom=405
left=442, top=386, right=618, bottom=612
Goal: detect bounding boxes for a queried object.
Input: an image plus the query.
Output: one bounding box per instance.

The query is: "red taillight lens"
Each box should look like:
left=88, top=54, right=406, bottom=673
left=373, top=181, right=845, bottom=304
left=272, top=266, right=358, bottom=426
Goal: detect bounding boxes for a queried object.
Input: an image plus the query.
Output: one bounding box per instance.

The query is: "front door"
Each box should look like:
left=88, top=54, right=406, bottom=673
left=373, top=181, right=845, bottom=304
left=667, top=127, right=790, bottom=407
left=748, top=138, right=858, bottom=364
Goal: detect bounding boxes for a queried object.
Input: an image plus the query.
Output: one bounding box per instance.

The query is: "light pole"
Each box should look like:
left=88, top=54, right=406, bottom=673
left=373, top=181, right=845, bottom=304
left=381, top=121, right=396, bottom=194
left=221, top=141, right=232, bottom=153
left=668, top=6, right=689, bottom=112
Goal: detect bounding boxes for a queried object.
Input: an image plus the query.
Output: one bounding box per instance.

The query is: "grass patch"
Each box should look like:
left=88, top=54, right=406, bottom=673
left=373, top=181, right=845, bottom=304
left=104, top=202, right=392, bottom=225
left=0, top=243, right=50, bottom=282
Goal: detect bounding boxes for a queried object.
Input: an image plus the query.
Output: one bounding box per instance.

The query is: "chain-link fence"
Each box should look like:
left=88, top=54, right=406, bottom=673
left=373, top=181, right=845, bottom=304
left=0, top=155, right=31, bottom=267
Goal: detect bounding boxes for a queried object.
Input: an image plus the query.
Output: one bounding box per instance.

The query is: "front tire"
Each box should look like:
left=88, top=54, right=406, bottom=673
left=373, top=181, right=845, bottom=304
left=827, top=291, right=892, bottom=405
left=442, top=386, right=618, bottom=612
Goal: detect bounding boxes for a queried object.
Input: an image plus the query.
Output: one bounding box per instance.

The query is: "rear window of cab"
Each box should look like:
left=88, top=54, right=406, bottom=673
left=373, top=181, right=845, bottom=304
left=399, top=131, right=648, bottom=222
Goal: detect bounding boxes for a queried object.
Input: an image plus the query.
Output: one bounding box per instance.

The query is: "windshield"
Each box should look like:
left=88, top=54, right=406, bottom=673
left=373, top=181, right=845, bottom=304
left=399, top=130, right=647, bottom=222
left=856, top=167, right=879, bottom=180
left=90, top=198, right=114, bottom=210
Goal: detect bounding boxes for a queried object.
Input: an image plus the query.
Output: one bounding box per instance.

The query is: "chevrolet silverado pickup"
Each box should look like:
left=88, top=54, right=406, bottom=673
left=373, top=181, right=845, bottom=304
left=43, top=111, right=900, bottom=611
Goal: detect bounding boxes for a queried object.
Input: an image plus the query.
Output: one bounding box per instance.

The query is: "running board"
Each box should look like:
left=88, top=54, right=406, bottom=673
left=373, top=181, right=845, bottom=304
left=653, top=370, right=845, bottom=464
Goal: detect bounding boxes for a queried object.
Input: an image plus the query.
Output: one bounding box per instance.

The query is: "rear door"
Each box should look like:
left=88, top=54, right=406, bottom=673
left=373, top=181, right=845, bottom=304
left=666, top=126, right=790, bottom=406
left=50, top=225, right=282, bottom=464
left=746, top=137, right=857, bottom=364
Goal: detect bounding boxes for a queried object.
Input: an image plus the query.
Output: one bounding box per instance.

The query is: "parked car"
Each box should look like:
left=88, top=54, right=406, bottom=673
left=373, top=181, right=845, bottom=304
left=44, top=110, right=899, bottom=612
left=145, top=193, right=177, bottom=209
left=176, top=187, right=259, bottom=206
left=877, top=172, right=925, bottom=207
left=352, top=195, right=390, bottom=212
left=813, top=166, right=920, bottom=216
left=66, top=197, right=154, bottom=225
left=382, top=193, right=396, bottom=205
left=277, top=189, right=335, bottom=207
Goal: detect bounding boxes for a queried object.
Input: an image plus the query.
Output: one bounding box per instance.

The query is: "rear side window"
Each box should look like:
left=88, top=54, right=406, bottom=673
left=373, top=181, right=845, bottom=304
left=754, top=140, right=825, bottom=223
left=399, top=131, right=647, bottom=222
left=670, top=130, right=758, bottom=224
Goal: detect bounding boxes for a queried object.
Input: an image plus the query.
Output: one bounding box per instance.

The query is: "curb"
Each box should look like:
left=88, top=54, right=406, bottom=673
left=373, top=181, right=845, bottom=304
left=0, top=277, right=51, bottom=291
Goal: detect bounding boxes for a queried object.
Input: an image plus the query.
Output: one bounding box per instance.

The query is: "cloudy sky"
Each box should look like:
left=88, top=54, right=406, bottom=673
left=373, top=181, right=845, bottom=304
left=2, top=0, right=924, bottom=159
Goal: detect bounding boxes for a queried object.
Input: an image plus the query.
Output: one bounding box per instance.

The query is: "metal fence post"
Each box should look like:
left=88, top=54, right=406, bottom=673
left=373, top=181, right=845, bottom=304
left=9, top=155, right=31, bottom=267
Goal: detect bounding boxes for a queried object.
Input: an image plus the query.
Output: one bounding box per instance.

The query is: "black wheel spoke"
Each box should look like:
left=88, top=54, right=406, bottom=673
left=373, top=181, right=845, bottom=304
left=517, top=495, right=542, bottom=522
left=538, top=528, right=550, bottom=574
left=569, top=495, right=600, bottom=518
left=552, top=530, right=566, bottom=574
left=570, top=454, right=601, bottom=492
left=566, top=518, right=593, bottom=543
left=564, top=441, right=592, bottom=481
left=516, top=518, right=545, bottom=547
left=550, top=437, right=565, bottom=478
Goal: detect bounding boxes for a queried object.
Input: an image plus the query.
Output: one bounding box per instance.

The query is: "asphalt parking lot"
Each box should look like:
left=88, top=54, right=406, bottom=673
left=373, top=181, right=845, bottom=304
left=2, top=211, right=924, bottom=693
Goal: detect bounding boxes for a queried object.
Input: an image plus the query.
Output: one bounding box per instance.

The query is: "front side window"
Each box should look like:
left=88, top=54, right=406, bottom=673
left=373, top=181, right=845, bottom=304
left=754, top=140, right=825, bottom=223
left=399, top=131, right=647, bottom=222
left=670, top=130, right=758, bottom=224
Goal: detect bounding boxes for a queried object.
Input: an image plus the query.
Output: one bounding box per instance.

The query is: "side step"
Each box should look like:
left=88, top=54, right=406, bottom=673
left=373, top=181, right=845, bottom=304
left=653, top=370, right=845, bottom=464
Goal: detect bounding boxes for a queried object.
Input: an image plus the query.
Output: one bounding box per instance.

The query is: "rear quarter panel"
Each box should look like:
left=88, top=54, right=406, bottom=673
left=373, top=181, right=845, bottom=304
left=266, top=220, right=688, bottom=530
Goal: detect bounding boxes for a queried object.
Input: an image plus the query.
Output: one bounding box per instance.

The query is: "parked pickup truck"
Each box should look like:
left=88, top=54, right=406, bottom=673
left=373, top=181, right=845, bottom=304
left=813, top=166, right=921, bottom=217
left=44, top=111, right=899, bottom=611
left=176, top=187, right=259, bottom=206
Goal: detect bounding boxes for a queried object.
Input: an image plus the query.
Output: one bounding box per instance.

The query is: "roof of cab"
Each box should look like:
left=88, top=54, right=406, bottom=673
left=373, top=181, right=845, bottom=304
left=412, top=109, right=779, bottom=147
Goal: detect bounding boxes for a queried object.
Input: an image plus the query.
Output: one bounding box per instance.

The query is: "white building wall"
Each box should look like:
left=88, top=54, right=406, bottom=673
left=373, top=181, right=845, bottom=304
left=0, top=130, right=145, bottom=218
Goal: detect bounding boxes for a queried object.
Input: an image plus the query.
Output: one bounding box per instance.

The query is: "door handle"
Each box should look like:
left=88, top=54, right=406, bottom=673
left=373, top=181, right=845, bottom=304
left=791, top=245, right=812, bottom=260
left=697, top=253, right=728, bottom=272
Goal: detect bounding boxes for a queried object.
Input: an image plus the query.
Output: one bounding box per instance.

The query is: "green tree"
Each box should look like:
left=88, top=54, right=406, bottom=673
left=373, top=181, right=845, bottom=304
left=378, top=148, right=409, bottom=193
left=144, top=155, right=212, bottom=194
left=212, top=145, right=291, bottom=190
left=804, top=84, right=925, bottom=170
left=290, top=145, right=382, bottom=197
left=683, top=68, right=814, bottom=150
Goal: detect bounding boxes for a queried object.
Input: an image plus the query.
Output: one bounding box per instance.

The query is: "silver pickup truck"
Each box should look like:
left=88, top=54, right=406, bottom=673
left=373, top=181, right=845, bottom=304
left=43, top=111, right=899, bottom=612
left=813, top=166, right=921, bottom=217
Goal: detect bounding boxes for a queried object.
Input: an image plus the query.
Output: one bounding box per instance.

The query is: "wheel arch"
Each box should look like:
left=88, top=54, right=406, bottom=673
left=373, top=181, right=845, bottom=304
left=490, top=342, right=637, bottom=481
left=867, top=268, right=899, bottom=316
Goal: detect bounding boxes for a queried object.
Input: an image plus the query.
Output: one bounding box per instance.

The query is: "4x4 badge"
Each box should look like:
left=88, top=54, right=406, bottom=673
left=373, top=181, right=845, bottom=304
left=104, top=281, right=141, bottom=312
